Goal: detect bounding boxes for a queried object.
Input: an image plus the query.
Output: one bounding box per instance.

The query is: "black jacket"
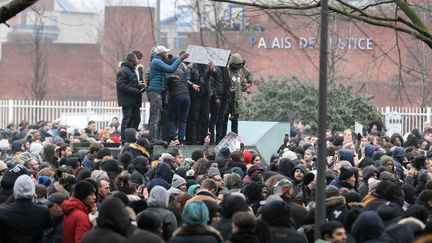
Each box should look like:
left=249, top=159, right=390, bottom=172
left=82, top=197, right=129, bottom=243
left=169, top=225, right=223, bottom=243
left=116, top=61, right=142, bottom=107
left=268, top=226, right=307, bottom=243
left=0, top=199, right=52, bottom=243
left=44, top=216, right=63, bottom=243
left=227, top=232, right=261, bottom=243
left=210, top=66, right=230, bottom=99
left=167, top=62, right=190, bottom=99
left=188, top=63, right=213, bottom=98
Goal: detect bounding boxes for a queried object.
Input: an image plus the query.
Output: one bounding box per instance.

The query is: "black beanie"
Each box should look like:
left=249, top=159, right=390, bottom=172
left=74, top=180, right=96, bottom=201
left=339, top=167, right=354, bottom=182
left=0, top=164, right=28, bottom=189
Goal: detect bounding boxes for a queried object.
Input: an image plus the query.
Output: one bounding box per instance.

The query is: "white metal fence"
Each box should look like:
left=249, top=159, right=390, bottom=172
left=379, top=106, right=431, bottom=136
left=0, top=100, right=430, bottom=136
left=0, top=99, right=150, bottom=130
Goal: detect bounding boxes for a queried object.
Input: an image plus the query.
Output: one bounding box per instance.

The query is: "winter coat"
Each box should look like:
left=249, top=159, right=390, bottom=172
left=358, top=166, right=379, bottom=198
left=209, top=66, right=230, bottom=99
left=82, top=197, right=129, bottom=243
left=0, top=199, right=52, bottom=243
left=167, top=62, right=190, bottom=98
left=227, top=232, right=261, bottom=243
left=188, top=63, right=213, bottom=98
left=169, top=225, right=223, bottom=243
left=82, top=154, right=95, bottom=172
left=141, top=186, right=178, bottom=241
left=61, top=198, right=93, bottom=243
left=351, top=211, right=384, bottom=243
left=281, top=197, right=307, bottom=229
left=325, top=195, right=348, bottom=222
left=212, top=217, right=233, bottom=240
left=126, top=143, right=150, bottom=158
left=44, top=216, right=63, bottom=243
left=268, top=226, right=307, bottom=243
left=116, top=61, right=142, bottom=107
left=226, top=53, right=253, bottom=115
left=147, top=54, right=181, bottom=93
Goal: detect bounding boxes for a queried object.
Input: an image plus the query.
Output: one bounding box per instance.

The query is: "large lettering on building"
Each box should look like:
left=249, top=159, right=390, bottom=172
left=249, top=36, right=373, bottom=50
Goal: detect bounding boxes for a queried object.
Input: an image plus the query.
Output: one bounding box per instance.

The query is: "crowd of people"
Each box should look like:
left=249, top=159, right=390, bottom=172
left=116, top=46, right=253, bottom=147
left=2, top=117, right=432, bottom=243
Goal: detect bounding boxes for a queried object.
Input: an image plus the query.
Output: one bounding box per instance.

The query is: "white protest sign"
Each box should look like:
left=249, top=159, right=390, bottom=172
left=215, top=132, right=239, bottom=153
left=184, top=45, right=231, bottom=67
left=355, top=122, right=363, bottom=135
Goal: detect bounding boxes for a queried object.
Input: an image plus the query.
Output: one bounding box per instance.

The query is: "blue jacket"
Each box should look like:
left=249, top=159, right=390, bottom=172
left=147, top=55, right=181, bottom=93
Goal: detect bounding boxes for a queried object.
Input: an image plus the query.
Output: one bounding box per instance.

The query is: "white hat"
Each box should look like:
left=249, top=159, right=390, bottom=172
left=0, top=139, right=10, bottom=150
left=13, top=174, right=35, bottom=199
left=154, top=45, right=170, bottom=54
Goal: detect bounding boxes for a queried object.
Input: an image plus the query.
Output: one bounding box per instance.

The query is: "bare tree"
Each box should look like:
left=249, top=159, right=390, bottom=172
left=30, top=15, right=48, bottom=100
left=0, top=0, right=39, bottom=24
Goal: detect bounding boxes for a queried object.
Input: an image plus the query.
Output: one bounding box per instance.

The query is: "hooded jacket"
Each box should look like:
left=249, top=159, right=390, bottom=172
left=142, top=186, right=177, bottom=241
left=278, top=158, right=296, bottom=179
left=226, top=53, right=253, bottom=115
left=351, top=211, right=385, bottom=243
left=338, top=149, right=355, bottom=166
left=358, top=165, right=379, bottom=198
left=170, top=225, right=223, bottom=243
left=147, top=54, right=182, bottom=93
left=82, top=197, right=129, bottom=243
left=61, top=198, right=93, bottom=243
left=131, top=156, right=149, bottom=186
left=116, top=61, right=142, bottom=107
left=0, top=199, right=52, bottom=243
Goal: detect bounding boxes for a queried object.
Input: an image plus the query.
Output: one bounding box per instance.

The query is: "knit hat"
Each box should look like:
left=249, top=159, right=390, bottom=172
left=59, top=173, right=77, bottom=192
left=187, top=184, right=200, bottom=196
left=326, top=185, right=341, bottom=198
left=1, top=164, right=28, bottom=189
left=230, top=167, right=244, bottom=178
left=339, top=167, right=354, bottom=181
left=182, top=201, right=209, bottom=225
left=0, top=139, right=10, bottom=150
left=243, top=150, right=252, bottom=164
left=171, top=174, right=187, bottom=189
left=368, top=179, right=381, bottom=193
left=379, top=171, right=398, bottom=184
left=44, top=192, right=67, bottom=206
left=38, top=176, right=52, bottom=187
left=13, top=174, right=35, bottom=199
left=73, top=180, right=96, bottom=201
left=380, top=155, right=393, bottom=166
left=247, top=164, right=264, bottom=176
left=91, top=170, right=109, bottom=181
left=207, top=167, right=221, bottom=178
left=343, top=191, right=362, bottom=203
left=282, top=150, right=297, bottom=161
left=29, top=143, right=43, bottom=156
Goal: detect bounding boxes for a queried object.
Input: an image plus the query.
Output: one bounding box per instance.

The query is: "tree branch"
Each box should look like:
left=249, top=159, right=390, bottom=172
left=0, top=0, right=39, bottom=24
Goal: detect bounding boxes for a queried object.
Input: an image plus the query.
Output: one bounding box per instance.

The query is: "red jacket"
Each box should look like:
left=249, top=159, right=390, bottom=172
left=61, top=198, right=93, bottom=243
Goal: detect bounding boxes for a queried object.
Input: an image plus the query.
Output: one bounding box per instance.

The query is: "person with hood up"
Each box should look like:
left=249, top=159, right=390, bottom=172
left=147, top=46, right=189, bottom=143
left=351, top=211, right=385, bottom=243
left=277, top=158, right=296, bottom=178
left=82, top=197, right=130, bottom=243
left=291, top=164, right=308, bottom=196
left=223, top=53, right=253, bottom=134
left=358, top=165, right=379, bottom=198
left=140, top=185, right=177, bottom=241
left=261, top=200, right=307, bottom=243
left=0, top=174, right=52, bottom=243
left=125, top=136, right=151, bottom=159
left=116, top=52, right=145, bottom=143
left=130, top=156, right=150, bottom=187
left=170, top=201, right=223, bottom=243
left=61, top=180, right=97, bottom=243
left=147, top=162, right=173, bottom=192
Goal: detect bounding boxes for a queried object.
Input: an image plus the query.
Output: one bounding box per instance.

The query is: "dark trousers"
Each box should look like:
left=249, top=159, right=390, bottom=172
left=166, top=94, right=190, bottom=142
left=121, top=106, right=140, bottom=140
left=187, top=95, right=210, bottom=144
left=209, top=97, right=228, bottom=144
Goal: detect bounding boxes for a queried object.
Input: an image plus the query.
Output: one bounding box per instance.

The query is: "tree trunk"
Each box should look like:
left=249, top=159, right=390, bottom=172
left=0, top=0, right=39, bottom=24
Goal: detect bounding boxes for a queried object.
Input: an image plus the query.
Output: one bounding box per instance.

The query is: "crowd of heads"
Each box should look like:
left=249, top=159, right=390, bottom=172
left=2, top=119, right=432, bottom=242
